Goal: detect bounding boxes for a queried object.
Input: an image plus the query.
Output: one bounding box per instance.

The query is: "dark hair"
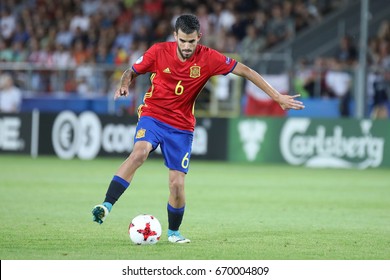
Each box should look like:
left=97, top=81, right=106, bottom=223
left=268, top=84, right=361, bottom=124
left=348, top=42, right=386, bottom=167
left=175, top=14, right=200, bottom=34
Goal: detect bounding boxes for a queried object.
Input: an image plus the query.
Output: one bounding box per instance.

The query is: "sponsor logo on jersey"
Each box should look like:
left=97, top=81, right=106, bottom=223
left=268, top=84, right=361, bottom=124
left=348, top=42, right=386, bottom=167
left=163, top=67, right=171, bottom=73
left=135, top=128, right=146, bottom=139
left=190, top=66, right=201, bottom=78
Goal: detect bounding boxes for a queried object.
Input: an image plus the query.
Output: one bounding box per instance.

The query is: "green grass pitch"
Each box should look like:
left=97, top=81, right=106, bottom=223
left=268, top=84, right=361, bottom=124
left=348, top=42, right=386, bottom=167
left=0, top=155, right=389, bottom=260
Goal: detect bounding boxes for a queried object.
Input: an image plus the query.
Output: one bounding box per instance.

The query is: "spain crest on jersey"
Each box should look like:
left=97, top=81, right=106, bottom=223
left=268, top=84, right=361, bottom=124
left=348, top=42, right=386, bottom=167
left=135, top=128, right=146, bottom=139
left=190, top=66, right=201, bottom=78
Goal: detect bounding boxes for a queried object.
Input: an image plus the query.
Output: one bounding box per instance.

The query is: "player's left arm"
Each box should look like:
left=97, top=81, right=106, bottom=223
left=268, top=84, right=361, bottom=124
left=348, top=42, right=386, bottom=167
left=232, top=62, right=305, bottom=110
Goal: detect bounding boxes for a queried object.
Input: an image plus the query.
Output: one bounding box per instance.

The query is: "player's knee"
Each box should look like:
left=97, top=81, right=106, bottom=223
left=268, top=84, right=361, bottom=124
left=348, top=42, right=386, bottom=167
left=169, top=179, right=184, bottom=200
left=129, top=149, right=148, bottom=167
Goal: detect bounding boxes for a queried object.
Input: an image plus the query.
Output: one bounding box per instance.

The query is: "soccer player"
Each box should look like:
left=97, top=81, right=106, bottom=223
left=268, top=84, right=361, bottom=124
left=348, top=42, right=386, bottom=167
left=92, top=14, right=304, bottom=243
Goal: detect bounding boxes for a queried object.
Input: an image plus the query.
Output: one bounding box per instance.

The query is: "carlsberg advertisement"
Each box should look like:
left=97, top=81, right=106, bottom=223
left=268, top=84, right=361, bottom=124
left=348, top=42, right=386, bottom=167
left=229, top=118, right=389, bottom=168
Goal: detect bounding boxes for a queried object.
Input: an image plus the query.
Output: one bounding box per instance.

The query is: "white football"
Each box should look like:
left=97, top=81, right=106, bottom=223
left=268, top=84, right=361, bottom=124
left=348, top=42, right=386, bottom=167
left=128, top=214, right=162, bottom=245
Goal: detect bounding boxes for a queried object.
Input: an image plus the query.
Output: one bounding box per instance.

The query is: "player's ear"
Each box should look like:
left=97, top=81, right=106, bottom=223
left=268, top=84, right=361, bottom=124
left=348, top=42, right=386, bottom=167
left=198, top=32, right=202, bottom=41
left=174, top=32, right=178, bottom=41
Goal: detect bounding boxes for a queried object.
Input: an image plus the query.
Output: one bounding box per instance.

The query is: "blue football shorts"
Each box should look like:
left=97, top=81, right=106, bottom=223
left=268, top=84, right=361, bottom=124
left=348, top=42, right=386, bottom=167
left=134, top=116, right=194, bottom=173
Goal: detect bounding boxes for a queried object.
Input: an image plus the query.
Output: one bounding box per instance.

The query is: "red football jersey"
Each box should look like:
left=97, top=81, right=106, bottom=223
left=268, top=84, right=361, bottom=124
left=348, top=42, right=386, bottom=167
left=132, top=41, right=237, bottom=131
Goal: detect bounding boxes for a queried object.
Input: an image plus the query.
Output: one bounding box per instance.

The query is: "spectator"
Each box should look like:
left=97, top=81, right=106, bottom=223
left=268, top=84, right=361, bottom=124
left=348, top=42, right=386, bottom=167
left=222, top=32, right=239, bottom=53
left=98, top=0, right=121, bottom=24
left=133, top=24, right=152, bottom=45
left=252, top=10, right=268, bottom=33
left=112, top=23, right=134, bottom=50
left=98, top=25, right=117, bottom=50
left=334, top=35, right=358, bottom=67
left=201, top=20, right=218, bottom=49
left=52, top=43, right=76, bottom=68
left=12, top=22, right=30, bottom=45
left=377, top=40, right=390, bottom=70
left=293, top=58, right=313, bottom=98
left=55, top=20, right=74, bottom=48
left=75, top=56, right=106, bottom=96
left=71, top=39, right=90, bottom=65
left=11, top=41, right=28, bottom=62
left=39, top=42, right=55, bottom=67
left=0, top=73, right=22, bottom=113
left=266, top=4, right=294, bottom=47
left=116, top=3, right=133, bottom=27
left=324, top=58, right=352, bottom=117
left=239, top=25, right=266, bottom=67
left=143, top=0, right=163, bottom=19
left=27, top=37, right=46, bottom=92
left=231, top=12, right=251, bottom=42
left=95, top=44, right=114, bottom=64
left=282, top=0, right=294, bottom=20
left=209, top=0, right=236, bottom=34
left=153, top=19, right=171, bottom=42
left=130, top=3, right=153, bottom=36
left=368, top=70, right=389, bottom=119
left=294, top=57, right=329, bottom=98
left=0, top=8, right=16, bottom=44
left=81, top=0, right=102, bottom=16
left=0, top=39, right=13, bottom=62
left=367, top=37, right=380, bottom=65
left=35, top=42, right=55, bottom=92
left=236, top=0, right=258, bottom=14
left=71, top=26, right=90, bottom=48
left=377, top=20, right=390, bottom=42
left=113, top=46, right=129, bottom=65
left=306, top=0, right=322, bottom=23
left=169, top=5, right=183, bottom=31
left=292, top=1, right=311, bottom=32
left=69, top=8, right=90, bottom=33
left=51, top=43, right=76, bottom=93
left=196, top=4, right=211, bottom=39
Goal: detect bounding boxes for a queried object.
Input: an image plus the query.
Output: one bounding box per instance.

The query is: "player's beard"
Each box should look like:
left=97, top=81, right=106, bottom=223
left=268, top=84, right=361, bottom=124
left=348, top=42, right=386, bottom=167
left=178, top=46, right=194, bottom=60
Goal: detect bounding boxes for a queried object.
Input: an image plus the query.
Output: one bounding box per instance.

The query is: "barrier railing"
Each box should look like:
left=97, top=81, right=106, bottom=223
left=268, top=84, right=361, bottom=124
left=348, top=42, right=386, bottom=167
left=1, top=57, right=388, bottom=118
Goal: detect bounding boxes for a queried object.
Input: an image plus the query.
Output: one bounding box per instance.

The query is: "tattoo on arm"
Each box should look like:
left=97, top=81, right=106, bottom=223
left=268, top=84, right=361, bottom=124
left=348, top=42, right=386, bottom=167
left=120, top=69, right=136, bottom=88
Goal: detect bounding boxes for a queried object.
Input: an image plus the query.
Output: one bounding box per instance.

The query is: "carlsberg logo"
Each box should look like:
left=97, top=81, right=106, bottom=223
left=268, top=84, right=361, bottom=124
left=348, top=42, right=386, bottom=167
left=280, top=119, right=384, bottom=168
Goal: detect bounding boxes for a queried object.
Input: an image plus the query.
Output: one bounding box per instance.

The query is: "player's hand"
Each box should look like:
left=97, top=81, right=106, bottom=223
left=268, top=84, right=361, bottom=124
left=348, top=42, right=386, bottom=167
left=279, top=94, right=305, bottom=110
left=114, top=86, right=128, bottom=100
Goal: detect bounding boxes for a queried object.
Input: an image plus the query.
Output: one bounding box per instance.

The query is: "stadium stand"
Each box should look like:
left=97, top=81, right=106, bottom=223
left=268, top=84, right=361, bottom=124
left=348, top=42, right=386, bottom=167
left=0, top=0, right=388, bottom=118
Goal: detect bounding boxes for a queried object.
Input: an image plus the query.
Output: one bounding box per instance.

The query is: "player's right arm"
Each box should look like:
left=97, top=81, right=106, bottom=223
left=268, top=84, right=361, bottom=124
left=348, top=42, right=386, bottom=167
left=114, top=44, right=159, bottom=99
left=115, top=44, right=158, bottom=100
left=114, top=69, right=139, bottom=100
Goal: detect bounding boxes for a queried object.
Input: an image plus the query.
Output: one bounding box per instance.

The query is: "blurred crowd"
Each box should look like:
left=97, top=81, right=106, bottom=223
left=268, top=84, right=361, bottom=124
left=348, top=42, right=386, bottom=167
left=294, top=19, right=390, bottom=118
left=0, top=0, right=389, bottom=118
left=0, top=0, right=338, bottom=66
